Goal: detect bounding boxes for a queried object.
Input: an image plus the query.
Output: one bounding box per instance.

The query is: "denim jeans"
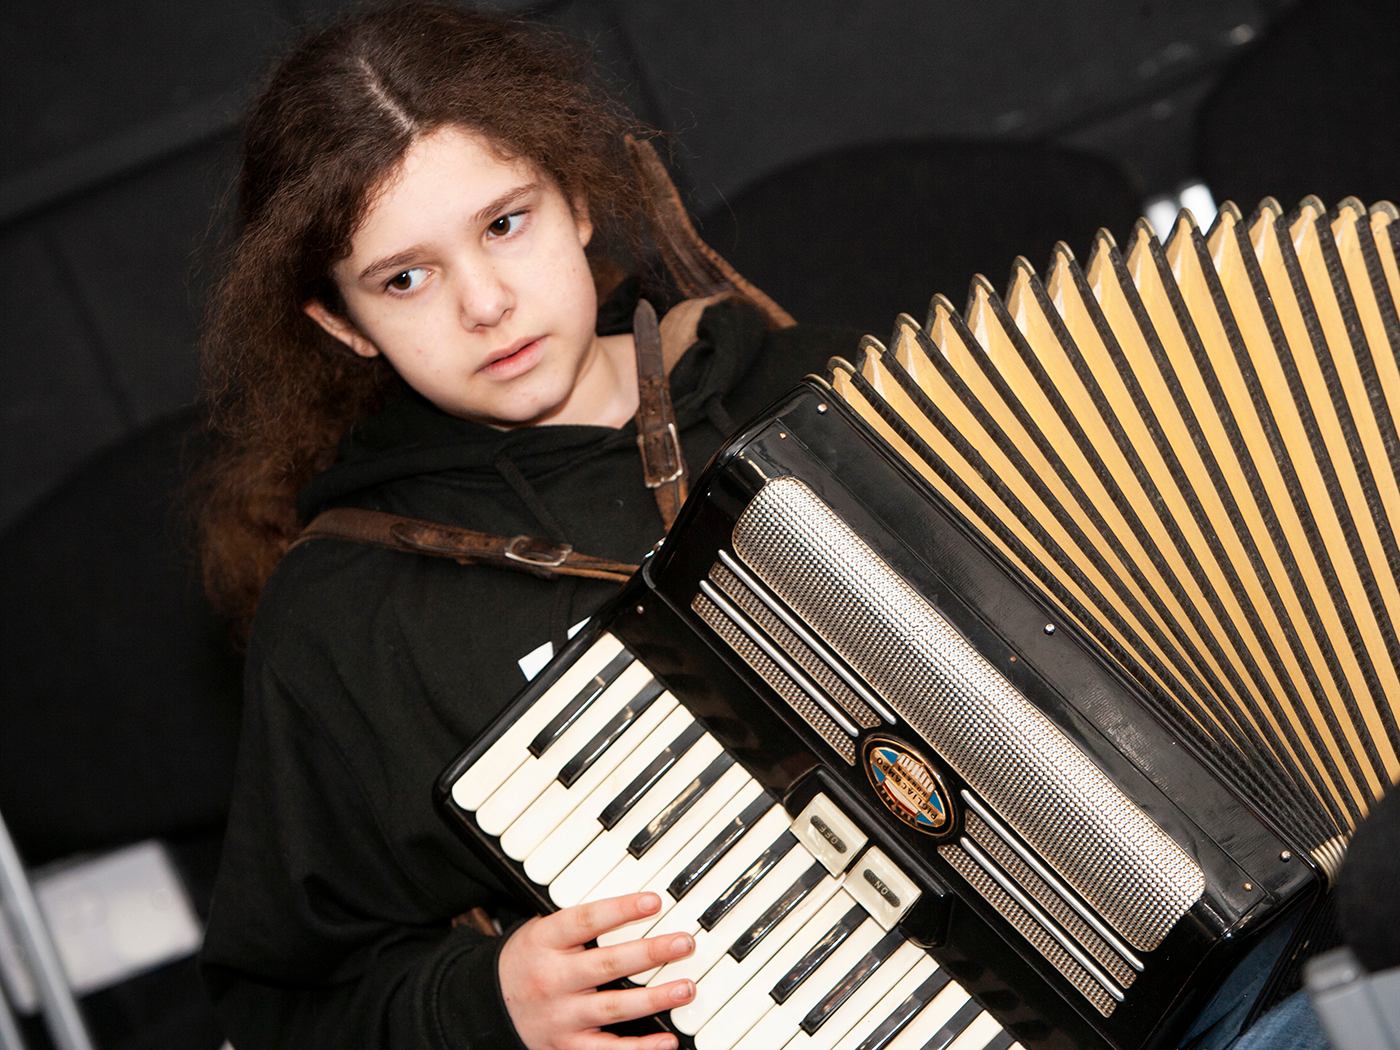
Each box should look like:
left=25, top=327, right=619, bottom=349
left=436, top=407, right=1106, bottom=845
left=1225, top=991, right=1330, bottom=1050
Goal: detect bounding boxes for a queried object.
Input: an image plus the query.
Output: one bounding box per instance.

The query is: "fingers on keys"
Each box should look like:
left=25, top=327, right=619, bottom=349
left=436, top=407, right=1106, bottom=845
left=543, top=892, right=665, bottom=948
left=572, top=978, right=696, bottom=1030
left=575, top=932, right=698, bottom=990
left=573, top=1032, right=681, bottom=1050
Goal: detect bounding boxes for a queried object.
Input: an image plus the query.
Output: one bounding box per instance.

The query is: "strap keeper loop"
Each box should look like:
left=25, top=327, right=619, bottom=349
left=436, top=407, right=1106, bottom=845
left=503, top=535, right=573, bottom=568
left=638, top=421, right=685, bottom=487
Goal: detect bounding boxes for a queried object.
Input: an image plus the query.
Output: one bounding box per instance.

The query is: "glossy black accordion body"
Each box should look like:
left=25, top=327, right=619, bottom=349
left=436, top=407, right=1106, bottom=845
left=438, top=197, right=1400, bottom=1050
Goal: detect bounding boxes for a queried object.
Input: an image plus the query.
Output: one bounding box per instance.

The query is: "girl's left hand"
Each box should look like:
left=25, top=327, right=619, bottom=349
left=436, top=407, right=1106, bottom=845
left=496, top=891, right=697, bottom=1050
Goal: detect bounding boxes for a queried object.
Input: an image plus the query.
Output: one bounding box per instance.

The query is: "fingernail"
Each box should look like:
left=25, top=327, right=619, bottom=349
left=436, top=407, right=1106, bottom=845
left=657, top=1038, right=679, bottom=1050
left=671, top=979, right=694, bottom=1002
left=639, top=892, right=661, bottom=914
left=671, top=933, right=694, bottom=955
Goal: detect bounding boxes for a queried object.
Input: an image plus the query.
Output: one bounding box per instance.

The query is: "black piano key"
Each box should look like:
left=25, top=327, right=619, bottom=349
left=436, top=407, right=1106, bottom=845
left=800, top=926, right=906, bottom=1035
left=770, top=903, right=866, bottom=1005
left=528, top=649, right=634, bottom=758
left=627, top=753, right=736, bottom=859
left=920, top=999, right=984, bottom=1050
left=557, top=680, right=665, bottom=788
left=729, top=861, right=825, bottom=962
left=668, top=793, right=770, bottom=901
left=697, top=830, right=798, bottom=931
left=597, top=720, right=704, bottom=831
left=855, top=969, right=952, bottom=1050
left=980, top=1032, right=1014, bottom=1050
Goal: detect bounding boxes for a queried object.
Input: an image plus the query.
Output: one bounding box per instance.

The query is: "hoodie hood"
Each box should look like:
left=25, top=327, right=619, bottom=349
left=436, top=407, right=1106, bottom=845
left=297, top=292, right=769, bottom=521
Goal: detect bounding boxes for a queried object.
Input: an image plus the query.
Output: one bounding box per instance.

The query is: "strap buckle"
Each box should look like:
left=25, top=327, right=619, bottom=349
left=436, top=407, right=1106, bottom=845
left=504, top=535, right=572, bottom=568
left=638, top=421, right=685, bottom=487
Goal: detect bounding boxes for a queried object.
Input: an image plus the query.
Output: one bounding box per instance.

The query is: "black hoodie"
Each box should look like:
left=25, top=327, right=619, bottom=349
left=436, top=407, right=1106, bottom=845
left=200, top=296, right=856, bottom=1049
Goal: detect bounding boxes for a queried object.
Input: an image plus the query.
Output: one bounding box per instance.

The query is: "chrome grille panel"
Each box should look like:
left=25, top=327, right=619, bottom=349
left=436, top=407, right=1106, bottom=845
left=731, top=475, right=1204, bottom=951
left=965, top=811, right=1139, bottom=989
left=941, top=841, right=1119, bottom=1017
left=692, top=592, right=856, bottom=764
left=708, top=561, right=880, bottom=730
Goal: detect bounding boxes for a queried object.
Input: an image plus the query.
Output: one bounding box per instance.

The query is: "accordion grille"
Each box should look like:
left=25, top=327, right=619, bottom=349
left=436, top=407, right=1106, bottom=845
left=733, top=475, right=1204, bottom=951
left=963, top=811, right=1139, bottom=990
left=941, top=841, right=1120, bottom=1017
left=707, top=561, right=881, bottom=730
left=692, top=591, right=857, bottom=765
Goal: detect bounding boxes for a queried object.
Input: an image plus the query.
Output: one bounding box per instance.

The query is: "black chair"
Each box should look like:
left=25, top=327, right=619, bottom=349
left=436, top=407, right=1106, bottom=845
left=695, top=138, right=1142, bottom=336
left=1196, top=0, right=1400, bottom=210
left=0, top=408, right=241, bottom=1049
left=1307, top=784, right=1400, bottom=1048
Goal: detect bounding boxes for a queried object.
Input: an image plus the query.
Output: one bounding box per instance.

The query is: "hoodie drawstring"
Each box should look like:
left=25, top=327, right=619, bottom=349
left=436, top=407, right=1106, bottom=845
left=704, top=395, right=735, bottom=440
left=494, top=451, right=579, bottom=655
left=493, top=453, right=569, bottom=542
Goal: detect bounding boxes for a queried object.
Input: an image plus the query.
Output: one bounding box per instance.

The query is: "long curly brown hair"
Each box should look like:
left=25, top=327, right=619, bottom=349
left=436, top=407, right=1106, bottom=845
left=196, top=2, right=651, bottom=635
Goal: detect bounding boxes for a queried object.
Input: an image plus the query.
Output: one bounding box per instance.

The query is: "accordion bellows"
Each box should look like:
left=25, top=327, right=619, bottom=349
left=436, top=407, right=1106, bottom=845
left=828, top=196, right=1400, bottom=878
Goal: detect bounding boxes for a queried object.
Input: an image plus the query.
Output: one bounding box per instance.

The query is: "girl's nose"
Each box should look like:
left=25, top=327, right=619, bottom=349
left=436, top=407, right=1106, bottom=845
left=458, top=265, right=512, bottom=329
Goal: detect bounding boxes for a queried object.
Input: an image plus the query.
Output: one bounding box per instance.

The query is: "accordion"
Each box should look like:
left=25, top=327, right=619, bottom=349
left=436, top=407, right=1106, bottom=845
left=437, top=196, right=1400, bottom=1050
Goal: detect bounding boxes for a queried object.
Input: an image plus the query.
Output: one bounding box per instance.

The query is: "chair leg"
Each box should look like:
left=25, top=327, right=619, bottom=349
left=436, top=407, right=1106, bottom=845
left=0, top=810, right=94, bottom=1050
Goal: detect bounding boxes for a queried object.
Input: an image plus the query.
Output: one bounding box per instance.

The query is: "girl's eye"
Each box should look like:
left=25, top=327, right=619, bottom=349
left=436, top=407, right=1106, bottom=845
left=487, top=211, right=526, bottom=237
left=386, top=267, right=427, bottom=294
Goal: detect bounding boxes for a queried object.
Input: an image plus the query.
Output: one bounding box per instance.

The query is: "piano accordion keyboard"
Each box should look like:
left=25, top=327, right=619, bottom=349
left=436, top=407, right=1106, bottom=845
left=446, top=632, right=1022, bottom=1050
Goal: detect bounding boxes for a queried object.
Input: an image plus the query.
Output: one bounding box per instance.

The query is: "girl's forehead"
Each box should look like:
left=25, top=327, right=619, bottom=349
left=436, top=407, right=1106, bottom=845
left=350, top=127, right=557, bottom=252
left=384, top=127, right=539, bottom=207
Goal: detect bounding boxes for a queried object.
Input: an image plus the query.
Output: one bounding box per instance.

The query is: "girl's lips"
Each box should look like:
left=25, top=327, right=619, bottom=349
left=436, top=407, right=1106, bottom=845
left=479, top=337, right=543, bottom=378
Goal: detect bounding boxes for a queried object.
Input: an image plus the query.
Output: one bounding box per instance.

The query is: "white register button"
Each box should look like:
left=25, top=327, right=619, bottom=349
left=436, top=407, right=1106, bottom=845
left=845, top=845, right=919, bottom=929
left=791, top=792, right=868, bottom=877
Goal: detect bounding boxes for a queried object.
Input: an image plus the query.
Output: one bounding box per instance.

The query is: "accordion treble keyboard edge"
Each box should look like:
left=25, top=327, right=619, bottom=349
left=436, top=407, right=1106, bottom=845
left=437, top=197, right=1400, bottom=1050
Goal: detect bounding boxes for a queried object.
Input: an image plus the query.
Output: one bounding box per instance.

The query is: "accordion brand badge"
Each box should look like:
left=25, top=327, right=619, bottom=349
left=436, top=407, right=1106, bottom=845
left=863, top=737, right=953, bottom=836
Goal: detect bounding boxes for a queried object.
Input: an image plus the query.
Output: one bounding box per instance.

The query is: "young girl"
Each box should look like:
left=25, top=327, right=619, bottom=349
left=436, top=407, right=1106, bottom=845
left=196, top=4, right=851, bottom=1048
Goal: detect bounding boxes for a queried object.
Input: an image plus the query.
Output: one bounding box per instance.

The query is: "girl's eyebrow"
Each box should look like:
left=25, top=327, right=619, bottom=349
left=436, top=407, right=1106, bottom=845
left=359, top=244, right=431, bottom=283
left=470, top=181, right=539, bottom=227
left=357, top=182, right=541, bottom=282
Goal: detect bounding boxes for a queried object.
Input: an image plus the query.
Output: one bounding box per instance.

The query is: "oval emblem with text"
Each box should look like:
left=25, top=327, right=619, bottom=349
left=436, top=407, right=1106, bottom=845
left=862, top=737, right=953, bottom=836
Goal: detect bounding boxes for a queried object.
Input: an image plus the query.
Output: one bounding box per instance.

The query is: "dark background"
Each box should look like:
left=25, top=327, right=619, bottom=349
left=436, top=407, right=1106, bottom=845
left=15, top=0, right=1396, bottom=535
left=1, top=1, right=1397, bottom=1045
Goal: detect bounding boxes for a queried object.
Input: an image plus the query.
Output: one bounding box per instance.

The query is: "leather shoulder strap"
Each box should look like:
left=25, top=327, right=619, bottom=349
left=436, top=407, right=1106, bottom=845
left=291, top=507, right=637, bottom=583
left=633, top=300, right=687, bottom=528
left=627, top=137, right=795, bottom=329
left=659, top=291, right=730, bottom=374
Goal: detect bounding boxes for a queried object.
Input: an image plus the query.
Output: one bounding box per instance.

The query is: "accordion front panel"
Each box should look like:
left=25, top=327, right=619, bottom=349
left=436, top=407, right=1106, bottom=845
left=725, top=475, right=1202, bottom=954
left=438, top=198, right=1396, bottom=1049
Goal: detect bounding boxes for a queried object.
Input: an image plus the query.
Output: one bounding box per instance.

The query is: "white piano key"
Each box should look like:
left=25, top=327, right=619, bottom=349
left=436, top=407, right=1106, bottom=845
left=810, top=952, right=938, bottom=1050
left=946, top=1010, right=1007, bottom=1050
left=499, top=691, right=678, bottom=861
left=694, top=892, right=856, bottom=1050
left=672, top=873, right=841, bottom=1036
left=884, top=983, right=972, bottom=1050
left=617, top=804, right=790, bottom=975
left=522, top=706, right=694, bottom=887
left=647, top=839, right=816, bottom=992
left=785, top=939, right=925, bottom=1050
left=730, top=916, right=885, bottom=1050
left=586, top=763, right=752, bottom=917
left=549, top=732, right=725, bottom=907
left=451, top=633, right=624, bottom=811
left=626, top=805, right=792, bottom=984
left=596, top=779, right=767, bottom=950
left=476, top=661, right=656, bottom=835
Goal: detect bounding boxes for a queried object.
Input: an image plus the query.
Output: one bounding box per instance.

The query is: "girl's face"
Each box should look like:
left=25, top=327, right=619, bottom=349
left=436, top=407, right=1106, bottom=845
left=306, top=126, right=634, bottom=429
